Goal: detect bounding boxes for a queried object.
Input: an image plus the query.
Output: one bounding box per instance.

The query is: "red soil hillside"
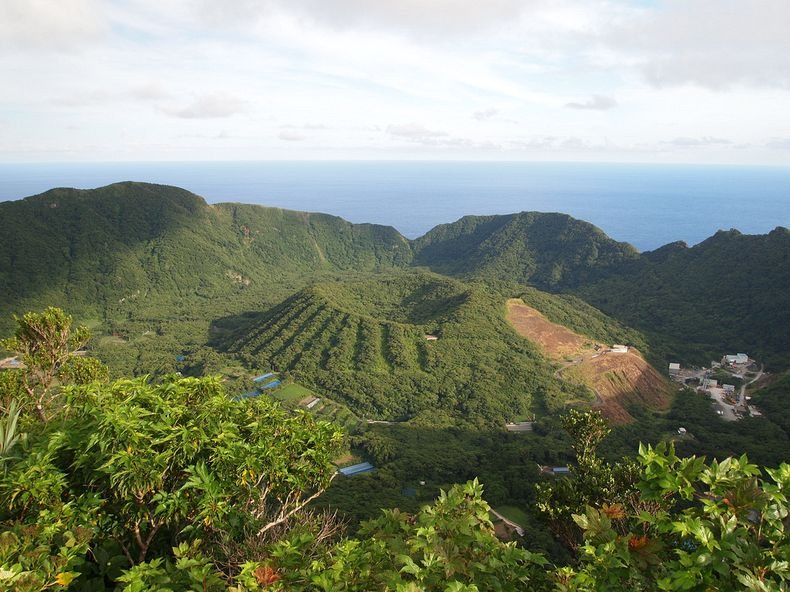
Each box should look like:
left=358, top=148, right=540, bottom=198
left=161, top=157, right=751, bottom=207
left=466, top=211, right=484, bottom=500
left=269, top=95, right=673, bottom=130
left=506, top=298, right=673, bottom=423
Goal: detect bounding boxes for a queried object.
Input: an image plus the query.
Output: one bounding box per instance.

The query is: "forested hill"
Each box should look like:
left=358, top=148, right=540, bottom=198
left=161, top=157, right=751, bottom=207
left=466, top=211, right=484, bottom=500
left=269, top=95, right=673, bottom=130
left=0, top=182, right=411, bottom=330
left=406, top=211, right=789, bottom=369
left=578, top=227, right=790, bottom=368
left=2, top=182, right=788, bottom=369
left=411, top=212, right=639, bottom=290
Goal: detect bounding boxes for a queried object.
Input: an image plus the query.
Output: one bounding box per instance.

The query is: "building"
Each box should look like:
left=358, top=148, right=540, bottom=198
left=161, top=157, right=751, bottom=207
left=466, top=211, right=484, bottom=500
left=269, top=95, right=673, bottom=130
left=424, top=334, right=438, bottom=341
left=723, top=353, right=749, bottom=365
left=723, top=384, right=736, bottom=393
left=505, top=421, right=534, bottom=432
left=610, top=345, right=628, bottom=354
left=668, top=362, right=681, bottom=375
left=338, top=462, right=375, bottom=476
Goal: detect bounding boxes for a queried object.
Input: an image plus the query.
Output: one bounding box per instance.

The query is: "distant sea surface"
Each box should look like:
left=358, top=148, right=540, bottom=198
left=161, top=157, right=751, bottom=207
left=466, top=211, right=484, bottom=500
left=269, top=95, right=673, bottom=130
left=1, top=161, right=789, bottom=252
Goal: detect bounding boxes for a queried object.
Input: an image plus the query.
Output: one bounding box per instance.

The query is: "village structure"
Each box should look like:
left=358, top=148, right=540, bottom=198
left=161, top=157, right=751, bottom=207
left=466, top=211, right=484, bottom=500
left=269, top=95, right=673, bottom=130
left=666, top=352, right=764, bottom=421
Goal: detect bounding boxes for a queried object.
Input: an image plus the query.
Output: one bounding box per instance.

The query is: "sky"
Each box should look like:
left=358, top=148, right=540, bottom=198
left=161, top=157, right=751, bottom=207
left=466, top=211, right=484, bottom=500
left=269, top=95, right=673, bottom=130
left=1, top=0, right=790, bottom=164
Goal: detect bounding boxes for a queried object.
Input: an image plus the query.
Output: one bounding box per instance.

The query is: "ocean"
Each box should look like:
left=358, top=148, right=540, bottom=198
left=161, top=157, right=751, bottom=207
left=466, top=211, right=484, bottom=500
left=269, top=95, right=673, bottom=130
left=1, top=161, right=788, bottom=252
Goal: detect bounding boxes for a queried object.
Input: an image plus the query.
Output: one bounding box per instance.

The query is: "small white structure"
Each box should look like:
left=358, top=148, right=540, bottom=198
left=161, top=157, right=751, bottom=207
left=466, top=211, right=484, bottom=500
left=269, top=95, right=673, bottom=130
left=424, top=334, right=438, bottom=341
left=306, top=397, right=321, bottom=410
left=611, top=345, right=629, bottom=354
left=724, top=353, right=749, bottom=365
left=505, top=421, right=534, bottom=432
left=668, top=363, right=681, bottom=374
left=723, top=384, right=736, bottom=393
left=678, top=427, right=687, bottom=435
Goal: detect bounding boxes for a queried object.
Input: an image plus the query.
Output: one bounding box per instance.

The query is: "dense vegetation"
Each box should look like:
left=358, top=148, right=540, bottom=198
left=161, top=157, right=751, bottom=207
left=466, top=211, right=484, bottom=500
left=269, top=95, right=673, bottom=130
left=1, top=182, right=788, bottom=589
left=0, top=182, right=410, bottom=337
left=408, top=213, right=790, bottom=370
left=3, top=182, right=787, bottom=371
left=578, top=228, right=790, bottom=368
left=411, top=212, right=639, bottom=290
left=1, top=311, right=787, bottom=591
left=225, top=273, right=589, bottom=424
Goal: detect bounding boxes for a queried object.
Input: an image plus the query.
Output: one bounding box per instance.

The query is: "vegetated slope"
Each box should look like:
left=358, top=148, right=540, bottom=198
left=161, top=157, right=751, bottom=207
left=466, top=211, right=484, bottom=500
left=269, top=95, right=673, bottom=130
left=0, top=182, right=411, bottom=333
left=749, top=371, right=790, bottom=435
left=226, top=272, right=584, bottom=425
left=577, top=227, right=790, bottom=369
left=506, top=298, right=672, bottom=423
left=411, top=211, right=789, bottom=370
left=411, top=212, right=638, bottom=290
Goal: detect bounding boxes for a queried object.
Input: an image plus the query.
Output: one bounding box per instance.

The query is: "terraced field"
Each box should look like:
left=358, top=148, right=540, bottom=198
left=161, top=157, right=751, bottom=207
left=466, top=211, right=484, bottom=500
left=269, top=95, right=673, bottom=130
left=227, top=273, right=579, bottom=424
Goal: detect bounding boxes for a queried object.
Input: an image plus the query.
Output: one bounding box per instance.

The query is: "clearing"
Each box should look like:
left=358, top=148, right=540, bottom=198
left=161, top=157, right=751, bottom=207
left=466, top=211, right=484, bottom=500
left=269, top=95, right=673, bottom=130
left=505, top=299, right=590, bottom=357
left=506, top=299, right=673, bottom=423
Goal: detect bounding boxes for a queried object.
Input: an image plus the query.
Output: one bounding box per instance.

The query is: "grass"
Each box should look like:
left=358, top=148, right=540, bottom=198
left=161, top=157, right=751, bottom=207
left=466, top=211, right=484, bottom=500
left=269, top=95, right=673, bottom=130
left=272, top=382, right=316, bottom=404
left=494, top=505, right=530, bottom=528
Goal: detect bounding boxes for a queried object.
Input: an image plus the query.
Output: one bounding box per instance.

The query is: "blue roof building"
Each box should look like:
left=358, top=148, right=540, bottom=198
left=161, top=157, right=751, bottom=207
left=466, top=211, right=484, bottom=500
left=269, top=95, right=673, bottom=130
left=338, top=462, right=375, bottom=476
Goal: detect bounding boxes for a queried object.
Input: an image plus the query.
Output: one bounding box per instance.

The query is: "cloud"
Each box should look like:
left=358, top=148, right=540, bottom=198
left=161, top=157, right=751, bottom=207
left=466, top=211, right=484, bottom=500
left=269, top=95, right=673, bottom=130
left=161, top=94, right=248, bottom=119
left=565, top=95, right=617, bottom=110
left=191, top=0, right=531, bottom=36
left=605, top=0, right=790, bottom=90
left=0, top=0, right=105, bottom=50
left=387, top=123, right=449, bottom=142
left=278, top=130, right=307, bottom=141
left=767, top=138, right=790, bottom=150
left=52, top=83, right=172, bottom=107
left=127, top=83, right=171, bottom=101
left=472, top=108, right=499, bottom=121
left=281, top=123, right=331, bottom=130
left=662, top=136, right=732, bottom=148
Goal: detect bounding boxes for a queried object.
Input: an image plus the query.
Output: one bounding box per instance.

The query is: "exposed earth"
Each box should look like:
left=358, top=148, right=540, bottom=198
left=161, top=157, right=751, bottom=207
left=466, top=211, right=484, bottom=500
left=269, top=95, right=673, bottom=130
left=506, top=298, right=673, bottom=423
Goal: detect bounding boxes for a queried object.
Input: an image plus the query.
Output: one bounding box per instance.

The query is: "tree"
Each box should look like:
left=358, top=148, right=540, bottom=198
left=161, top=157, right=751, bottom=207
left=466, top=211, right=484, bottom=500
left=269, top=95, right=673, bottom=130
left=0, top=399, right=23, bottom=474
left=0, top=307, right=107, bottom=423
left=260, top=479, right=551, bottom=592
left=0, top=374, right=344, bottom=588
left=558, top=443, right=790, bottom=591
left=536, top=410, right=641, bottom=550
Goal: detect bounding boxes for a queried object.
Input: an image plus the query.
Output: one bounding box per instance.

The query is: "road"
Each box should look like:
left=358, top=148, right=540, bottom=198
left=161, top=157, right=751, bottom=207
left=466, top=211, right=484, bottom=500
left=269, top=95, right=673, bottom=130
left=490, top=509, right=524, bottom=537
left=738, top=364, right=764, bottom=408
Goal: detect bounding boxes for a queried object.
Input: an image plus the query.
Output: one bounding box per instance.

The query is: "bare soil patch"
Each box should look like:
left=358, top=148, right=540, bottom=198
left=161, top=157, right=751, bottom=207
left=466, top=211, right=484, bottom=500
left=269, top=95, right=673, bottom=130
left=568, top=351, right=673, bottom=423
left=506, top=299, right=673, bottom=424
left=506, top=299, right=591, bottom=358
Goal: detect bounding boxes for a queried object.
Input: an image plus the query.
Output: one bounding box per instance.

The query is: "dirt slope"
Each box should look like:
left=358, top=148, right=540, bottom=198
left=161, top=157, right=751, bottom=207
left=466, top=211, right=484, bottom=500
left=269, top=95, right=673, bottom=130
left=506, top=299, right=673, bottom=423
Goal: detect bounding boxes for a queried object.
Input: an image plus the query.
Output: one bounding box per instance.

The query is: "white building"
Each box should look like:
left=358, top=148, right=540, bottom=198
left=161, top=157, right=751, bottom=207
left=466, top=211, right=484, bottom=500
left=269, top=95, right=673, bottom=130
left=611, top=345, right=628, bottom=354
left=724, top=353, right=749, bottom=365
left=668, top=363, right=681, bottom=374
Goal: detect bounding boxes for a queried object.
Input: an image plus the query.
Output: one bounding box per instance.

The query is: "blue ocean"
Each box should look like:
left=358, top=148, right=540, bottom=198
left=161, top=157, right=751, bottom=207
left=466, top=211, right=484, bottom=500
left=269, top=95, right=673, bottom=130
left=1, top=161, right=788, bottom=251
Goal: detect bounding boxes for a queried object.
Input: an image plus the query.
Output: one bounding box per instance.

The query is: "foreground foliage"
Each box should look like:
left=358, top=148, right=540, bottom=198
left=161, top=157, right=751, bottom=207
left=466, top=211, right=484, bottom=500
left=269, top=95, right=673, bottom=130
left=1, top=309, right=788, bottom=590
left=0, top=374, right=343, bottom=590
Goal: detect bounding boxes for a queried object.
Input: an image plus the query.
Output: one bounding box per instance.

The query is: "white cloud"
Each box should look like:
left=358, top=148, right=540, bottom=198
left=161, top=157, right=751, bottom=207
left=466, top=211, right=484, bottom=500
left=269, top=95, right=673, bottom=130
left=605, top=0, right=790, bottom=90
left=472, top=108, right=499, bottom=121
left=1, top=0, right=789, bottom=164
left=278, top=130, right=307, bottom=141
left=662, top=137, right=732, bottom=148
left=161, top=94, right=249, bottom=119
left=565, top=95, right=617, bottom=110
left=767, top=138, right=790, bottom=150
left=0, top=0, right=105, bottom=50
left=387, top=123, right=449, bottom=142
left=191, top=0, right=532, bottom=36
